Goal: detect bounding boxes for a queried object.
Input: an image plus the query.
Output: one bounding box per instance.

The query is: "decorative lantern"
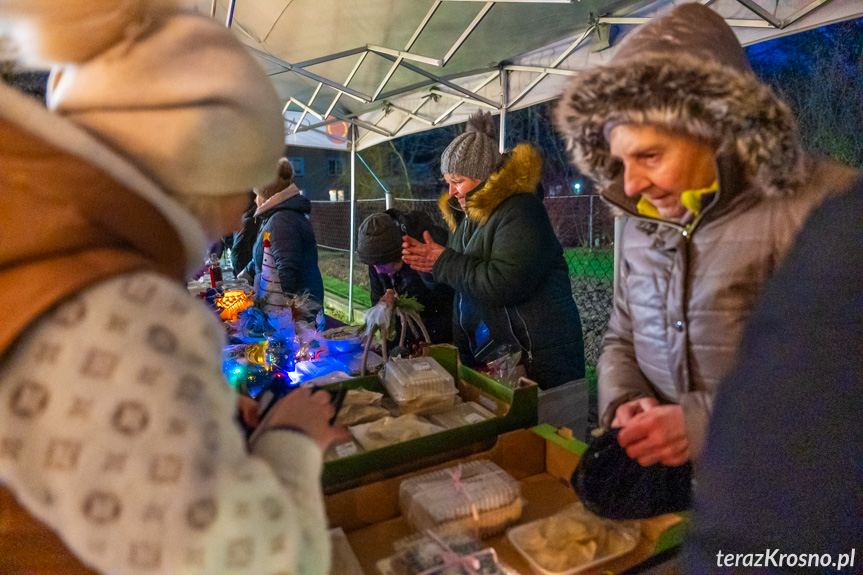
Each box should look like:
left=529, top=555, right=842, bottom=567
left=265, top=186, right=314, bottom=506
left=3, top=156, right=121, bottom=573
left=216, top=289, right=253, bottom=321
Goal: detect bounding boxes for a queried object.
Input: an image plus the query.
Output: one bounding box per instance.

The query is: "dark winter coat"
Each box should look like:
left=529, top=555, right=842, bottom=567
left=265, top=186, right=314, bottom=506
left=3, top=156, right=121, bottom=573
left=369, top=263, right=453, bottom=347
left=434, top=144, right=585, bottom=389
left=686, top=178, right=863, bottom=568
left=231, top=197, right=259, bottom=274
left=247, top=184, right=324, bottom=304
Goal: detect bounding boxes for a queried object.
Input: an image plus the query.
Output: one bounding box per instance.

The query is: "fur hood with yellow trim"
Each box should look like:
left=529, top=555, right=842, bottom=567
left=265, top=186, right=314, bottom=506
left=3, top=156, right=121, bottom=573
left=439, top=143, right=542, bottom=232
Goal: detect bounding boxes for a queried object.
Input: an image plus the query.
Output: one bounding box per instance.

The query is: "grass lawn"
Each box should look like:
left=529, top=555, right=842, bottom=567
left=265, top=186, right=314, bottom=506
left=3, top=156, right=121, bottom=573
left=563, top=247, right=613, bottom=280
left=322, top=274, right=372, bottom=308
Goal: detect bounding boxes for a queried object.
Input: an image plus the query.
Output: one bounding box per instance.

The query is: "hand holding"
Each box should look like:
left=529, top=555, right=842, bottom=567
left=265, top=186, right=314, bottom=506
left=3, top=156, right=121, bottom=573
left=402, top=232, right=445, bottom=273
left=260, top=387, right=350, bottom=451
left=237, top=394, right=260, bottom=430
left=611, top=397, right=659, bottom=427
left=380, top=288, right=397, bottom=306
left=617, top=404, right=690, bottom=466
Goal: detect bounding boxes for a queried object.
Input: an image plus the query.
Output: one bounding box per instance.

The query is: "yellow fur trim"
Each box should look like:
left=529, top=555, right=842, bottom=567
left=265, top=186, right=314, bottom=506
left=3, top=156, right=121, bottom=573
left=439, top=191, right=458, bottom=232
left=437, top=144, right=542, bottom=228
left=466, top=144, right=542, bottom=225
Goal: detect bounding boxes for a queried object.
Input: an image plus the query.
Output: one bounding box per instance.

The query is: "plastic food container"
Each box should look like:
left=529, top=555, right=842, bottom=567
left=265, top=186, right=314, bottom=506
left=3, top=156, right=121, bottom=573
left=429, top=402, right=496, bottom=429
left=399, top=460, right=523, bottom=537
left=379, top=528, right=509, bottom=575
left=350, top=415, right=445, bottom=451
left=384, top=357, right=455, bottom=400
left=383, top=357, right=457, bottom=414
left=323, top=438, right=365, bottom=462
left=507, top=502, right=640, bottom=575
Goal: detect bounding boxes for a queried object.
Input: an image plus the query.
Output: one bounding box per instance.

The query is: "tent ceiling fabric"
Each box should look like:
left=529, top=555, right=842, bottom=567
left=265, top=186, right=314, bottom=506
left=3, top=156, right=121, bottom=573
left=199, top=0, right=863, bottom=151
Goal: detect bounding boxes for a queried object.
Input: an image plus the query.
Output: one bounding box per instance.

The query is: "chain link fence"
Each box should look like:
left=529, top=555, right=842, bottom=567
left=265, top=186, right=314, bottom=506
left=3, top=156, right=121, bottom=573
left=310, top=195, right=614, bottom=365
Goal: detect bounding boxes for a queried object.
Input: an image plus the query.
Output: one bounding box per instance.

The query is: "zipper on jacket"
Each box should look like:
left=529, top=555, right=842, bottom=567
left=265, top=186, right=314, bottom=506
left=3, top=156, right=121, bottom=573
left=457, top=221, right=482, bottom=352
left=514, top=306, right=534, bottom=361
left=504, top=307, right=533, bottom=360
left=457, top=292, right=472, bottom=348
left=601, top=158, right=725, bottom=242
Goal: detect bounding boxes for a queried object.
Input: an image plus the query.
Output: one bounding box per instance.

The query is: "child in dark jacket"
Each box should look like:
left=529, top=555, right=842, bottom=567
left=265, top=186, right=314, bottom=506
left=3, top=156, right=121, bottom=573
left=357, top=210, right=453, bottom=349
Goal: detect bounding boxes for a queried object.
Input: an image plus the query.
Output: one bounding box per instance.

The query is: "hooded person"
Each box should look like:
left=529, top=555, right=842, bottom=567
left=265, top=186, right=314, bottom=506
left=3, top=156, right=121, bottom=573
left=0, top=3, right=343, bottom=574
left=402, top=111, right=586, bottom=389
left=242, top=157, right=325, bottom=317
left=357, top=210, right=453, bottom=348
left=554, top=3, right=859, bottom=466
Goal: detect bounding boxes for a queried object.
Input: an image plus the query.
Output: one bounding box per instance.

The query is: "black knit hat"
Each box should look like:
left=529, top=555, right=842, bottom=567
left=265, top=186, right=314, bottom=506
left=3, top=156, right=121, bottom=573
left=357, top=213, right=403, bottom=266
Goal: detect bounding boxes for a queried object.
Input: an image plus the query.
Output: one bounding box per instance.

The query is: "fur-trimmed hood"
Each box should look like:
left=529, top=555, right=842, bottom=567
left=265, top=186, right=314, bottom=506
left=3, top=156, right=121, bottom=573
left=439, top=143, right=542, bottom=231
left=554, top=3, right=807, bottom=201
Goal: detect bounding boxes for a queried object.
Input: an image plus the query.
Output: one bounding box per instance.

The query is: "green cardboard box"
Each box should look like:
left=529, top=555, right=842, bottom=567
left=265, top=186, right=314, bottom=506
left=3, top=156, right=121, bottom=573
left=321, top=345, right=539, bottom=493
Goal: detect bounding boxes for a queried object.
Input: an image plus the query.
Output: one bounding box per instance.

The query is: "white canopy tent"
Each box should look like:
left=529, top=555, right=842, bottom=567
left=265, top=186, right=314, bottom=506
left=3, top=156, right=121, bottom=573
left=200, top=0, right=863, bottom=150
left=198, top=0, right=863, bottom=314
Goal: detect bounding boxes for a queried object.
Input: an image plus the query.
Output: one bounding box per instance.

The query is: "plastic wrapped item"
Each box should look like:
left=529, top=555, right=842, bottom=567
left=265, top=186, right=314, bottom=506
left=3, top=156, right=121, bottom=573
left=393, top=392, right=458, bottom=416
left=384, top=357, right=455, bottom=400
left=485, top=345, right=523, bottom=387
left=350, top=414, right=444, bottom=451
left=506, top=502, right=640, bottom=575
left=428, top=402, right=496, bottom=429
left=335, top=388, right=391, bottom=426
left=292, top=356, right=352, bottom=384
left=345, top=349, right=384, bottom=375
left=323, top=438, right=365, bottom=462
left=383, top=357, right=457, bottom=415
left=399, top=460, right=522, bottom=537
left=379, top=528, right=509, bottom=575
left=300, top=371, right=352, bottom=388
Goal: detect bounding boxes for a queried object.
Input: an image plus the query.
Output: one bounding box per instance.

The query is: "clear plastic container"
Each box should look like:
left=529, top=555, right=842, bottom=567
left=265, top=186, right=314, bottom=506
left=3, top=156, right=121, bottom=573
left=506, top=502, right=640, bottom=575
left=323, top=438, right=364, bottom=462
left=378, top=528, right=509, bottom=575
left=399, top=460, right=522, bottom=538
left=429, top=402, right=496, bottom=429
left=383, top=357, right=456, bottom=402
left=350, top=414, right=445, bottom=451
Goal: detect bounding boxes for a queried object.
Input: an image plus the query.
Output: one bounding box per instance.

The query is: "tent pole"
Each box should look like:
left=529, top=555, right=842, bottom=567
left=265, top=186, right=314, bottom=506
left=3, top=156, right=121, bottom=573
left=357, top=153, right=392, bottom=209
left=613, top=216, right=624, bottom=300
left=210, top=0, right=217, bottom=18
left=225, top=0, right=236, bottom=27
left=499, top=69, right=508, bottom=153
left=348, top=124, right=357, bottom=322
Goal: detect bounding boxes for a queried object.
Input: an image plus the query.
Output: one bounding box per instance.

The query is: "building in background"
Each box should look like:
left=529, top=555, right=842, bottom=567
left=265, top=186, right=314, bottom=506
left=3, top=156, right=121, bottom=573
left=285, top=145, right=350, bottom=201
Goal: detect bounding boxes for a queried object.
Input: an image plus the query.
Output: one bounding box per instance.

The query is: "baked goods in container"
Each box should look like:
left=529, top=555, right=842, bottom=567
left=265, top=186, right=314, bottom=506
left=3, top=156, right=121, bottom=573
left=399, top=460, right=522, bottom=537
left=350, top=414, right=444, bottom=450
left=507, top=502, right=640, bottom=574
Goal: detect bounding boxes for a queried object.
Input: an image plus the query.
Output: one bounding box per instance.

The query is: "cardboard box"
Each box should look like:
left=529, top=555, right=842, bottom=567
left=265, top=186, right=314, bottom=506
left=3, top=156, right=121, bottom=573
left=325, top=425, right=685, bottom=575
left=537, top=378, right=590, bottom=442
left=322, top=345, right=539, bottom=493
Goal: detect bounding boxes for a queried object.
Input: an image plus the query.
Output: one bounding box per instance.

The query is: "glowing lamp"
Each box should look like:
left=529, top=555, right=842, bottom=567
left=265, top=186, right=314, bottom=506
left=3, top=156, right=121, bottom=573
left=216, top=289, right=253, bottom=321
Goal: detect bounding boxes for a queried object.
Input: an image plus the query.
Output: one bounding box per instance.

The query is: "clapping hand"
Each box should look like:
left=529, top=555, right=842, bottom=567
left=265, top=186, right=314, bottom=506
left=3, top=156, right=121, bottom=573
left=401, top=232, right=445, bottom=273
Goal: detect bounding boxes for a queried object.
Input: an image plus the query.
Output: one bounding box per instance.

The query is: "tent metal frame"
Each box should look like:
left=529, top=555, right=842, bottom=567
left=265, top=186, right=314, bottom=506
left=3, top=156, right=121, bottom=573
left=216, top=0, right=850, bottom=316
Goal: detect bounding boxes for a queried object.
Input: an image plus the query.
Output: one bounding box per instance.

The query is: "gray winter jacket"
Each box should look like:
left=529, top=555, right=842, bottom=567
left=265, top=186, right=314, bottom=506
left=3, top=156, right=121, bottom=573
left=554, top=3, right=859, bottom=458
left=600, top=156, right=856, bottom=458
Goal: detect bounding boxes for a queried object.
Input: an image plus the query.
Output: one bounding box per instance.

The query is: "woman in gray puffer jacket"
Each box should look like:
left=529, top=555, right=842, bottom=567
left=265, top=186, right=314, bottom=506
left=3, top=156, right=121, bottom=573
left=554, top=3, right=858, bottom=463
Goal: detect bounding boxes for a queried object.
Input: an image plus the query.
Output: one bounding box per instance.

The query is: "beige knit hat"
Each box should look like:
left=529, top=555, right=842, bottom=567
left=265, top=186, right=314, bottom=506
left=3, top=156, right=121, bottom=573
left=1, top=0, right=284, bottom=197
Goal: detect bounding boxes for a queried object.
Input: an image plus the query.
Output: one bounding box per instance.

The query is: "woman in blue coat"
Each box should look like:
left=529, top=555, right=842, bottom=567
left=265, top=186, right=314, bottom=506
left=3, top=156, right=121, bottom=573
left=243, top=158, right=324, bottom=311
